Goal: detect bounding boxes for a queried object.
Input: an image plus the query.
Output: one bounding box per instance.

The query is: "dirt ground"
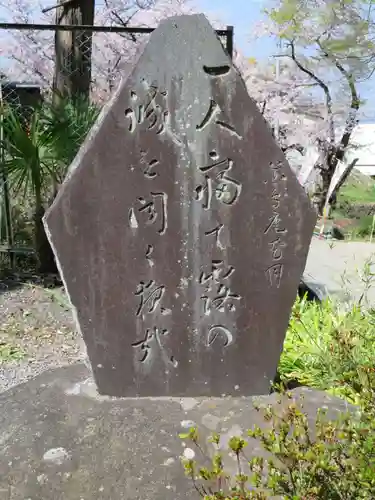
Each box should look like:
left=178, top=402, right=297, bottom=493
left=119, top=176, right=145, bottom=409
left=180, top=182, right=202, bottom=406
left=0, top=277, right=84, bottom=393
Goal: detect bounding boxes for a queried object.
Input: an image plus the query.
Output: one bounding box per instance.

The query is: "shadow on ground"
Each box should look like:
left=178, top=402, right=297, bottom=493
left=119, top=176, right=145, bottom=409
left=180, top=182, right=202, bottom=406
left=0, top=273, right=62, bottom=295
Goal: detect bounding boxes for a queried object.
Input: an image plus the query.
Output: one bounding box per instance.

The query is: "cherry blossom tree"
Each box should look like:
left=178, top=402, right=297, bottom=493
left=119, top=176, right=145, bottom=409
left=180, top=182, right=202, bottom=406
left=0, top=0, right=198, bottom=102
left=258, top=0, right=375, bottom=213
left=1, top=0, right=361, bottom=201
left=0, top=0, right=319, bottom=142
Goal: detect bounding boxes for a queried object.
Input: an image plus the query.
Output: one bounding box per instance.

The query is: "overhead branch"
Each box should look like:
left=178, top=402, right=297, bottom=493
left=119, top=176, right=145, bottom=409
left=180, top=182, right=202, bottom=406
left=104, top=0, right=151, bottom=43
left=42, top=0, right=77, bottom=14
left=109, top=10, right=138, bottom=42
left=288, top=40, right=335, bottom=145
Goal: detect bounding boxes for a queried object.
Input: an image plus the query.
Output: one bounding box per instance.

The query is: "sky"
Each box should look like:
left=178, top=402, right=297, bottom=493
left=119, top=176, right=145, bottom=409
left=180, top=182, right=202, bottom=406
left=198, top=0, right=276, bottom=58
left=198, top=0, right=375, bottom=121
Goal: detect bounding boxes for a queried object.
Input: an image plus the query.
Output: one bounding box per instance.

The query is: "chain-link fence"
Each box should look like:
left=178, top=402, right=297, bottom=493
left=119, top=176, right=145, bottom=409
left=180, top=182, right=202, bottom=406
left=0, top=22, right=234, bottom=272
left=0, top=24, right=233, bottom=102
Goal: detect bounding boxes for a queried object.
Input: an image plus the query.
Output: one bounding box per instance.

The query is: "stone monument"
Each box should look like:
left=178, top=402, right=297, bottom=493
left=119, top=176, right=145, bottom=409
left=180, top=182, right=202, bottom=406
left=44, top=14, right=316, bottom=397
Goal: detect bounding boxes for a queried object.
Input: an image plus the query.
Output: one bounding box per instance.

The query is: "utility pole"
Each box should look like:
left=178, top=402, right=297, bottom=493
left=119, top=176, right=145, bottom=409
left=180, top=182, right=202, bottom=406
left=47, top=0, right=95, bottom=106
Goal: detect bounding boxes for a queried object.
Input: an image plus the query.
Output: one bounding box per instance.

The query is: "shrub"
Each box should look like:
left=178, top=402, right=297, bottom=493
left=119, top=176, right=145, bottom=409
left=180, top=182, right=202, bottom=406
left=180, top=293, right=375, bottom=499
left=181, top=390, right=375, bottom=499
left=354, top=215, right=375, bottom=239
left=279, top=295, right=375, bottom=405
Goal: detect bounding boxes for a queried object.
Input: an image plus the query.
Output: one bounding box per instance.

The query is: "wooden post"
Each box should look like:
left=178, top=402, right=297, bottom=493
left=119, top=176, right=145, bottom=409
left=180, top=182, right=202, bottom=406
left=52, top=0, right=95, bottom=106
left=0, top=84, right=15, bottom=268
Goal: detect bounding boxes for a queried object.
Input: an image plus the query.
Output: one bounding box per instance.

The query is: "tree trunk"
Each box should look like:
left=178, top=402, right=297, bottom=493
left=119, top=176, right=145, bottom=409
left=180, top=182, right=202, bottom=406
left=329, top=158, right=359, bottom=211
left=310, top=145, right=339, bottom=216
left=52, top=0, right=95, bottom=106
left=34, top=205, right=57, bottom=274
left=311, top=169, right=332, bottom=216
left=33, top=184, right=57, bottom=274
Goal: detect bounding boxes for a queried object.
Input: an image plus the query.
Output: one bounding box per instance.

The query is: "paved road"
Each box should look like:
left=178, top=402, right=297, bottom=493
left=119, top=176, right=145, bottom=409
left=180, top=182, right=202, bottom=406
left=303, top=237, right=375, bottom=306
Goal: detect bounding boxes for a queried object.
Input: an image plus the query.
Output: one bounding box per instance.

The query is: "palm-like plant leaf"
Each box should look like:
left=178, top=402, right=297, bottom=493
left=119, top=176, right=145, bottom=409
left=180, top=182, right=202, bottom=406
left=0, top=105, right=58, bottom=202
left=0, top=98, right=99, bottom=273
left=43, top=96, right=100, bottom=173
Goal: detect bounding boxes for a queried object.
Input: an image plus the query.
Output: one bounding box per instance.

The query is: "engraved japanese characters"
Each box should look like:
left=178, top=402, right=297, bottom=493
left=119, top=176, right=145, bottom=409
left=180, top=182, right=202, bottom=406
left=44, top=14, right=316, bottom=397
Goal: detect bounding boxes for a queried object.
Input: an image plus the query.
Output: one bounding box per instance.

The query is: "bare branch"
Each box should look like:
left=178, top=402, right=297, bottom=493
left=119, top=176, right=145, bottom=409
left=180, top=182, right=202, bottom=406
left=288, top=40, right=335, bottom=145
left=110, top=10, right=138, bottom=42
left=42, top=0, right=76, bottom=14
left=367, top=0, right=374, bottom=22
left=363, top=64, right=375, bottom=81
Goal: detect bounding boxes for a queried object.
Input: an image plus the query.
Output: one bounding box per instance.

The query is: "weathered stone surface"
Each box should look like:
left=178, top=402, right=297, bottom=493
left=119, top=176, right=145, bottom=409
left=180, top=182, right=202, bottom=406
left=0, top=365, right=353, bottom=500
left=44, top=14, right=316, bottom=397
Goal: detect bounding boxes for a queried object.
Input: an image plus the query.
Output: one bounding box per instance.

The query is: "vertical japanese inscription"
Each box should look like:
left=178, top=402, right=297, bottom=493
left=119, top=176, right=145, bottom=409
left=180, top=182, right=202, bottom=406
left=126, top=80, right=177, bottom=369
left=131, top=327, right=178, bottom=368
left=197, top=65, right=242, bottom=139
left=125, top=81, right=182, bottom=145
left=199, top=261, right=240, bottom=314
left=196, top=65, right=243, bottom=348
left=198, top=260, right=241, bottom=347
left=264, top=162, right=287, bottom=288
left=127, top=84, right=171, bottom=236
left=132, top=276, right=176, bottom=367
left=195, top=151, right=242, bottom=211
left=128, top=192, right=168, bottom=235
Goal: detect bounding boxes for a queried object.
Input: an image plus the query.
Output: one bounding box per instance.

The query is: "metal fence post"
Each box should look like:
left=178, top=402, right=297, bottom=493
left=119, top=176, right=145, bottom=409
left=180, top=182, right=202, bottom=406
left=226, top=25, right=234, bottom=59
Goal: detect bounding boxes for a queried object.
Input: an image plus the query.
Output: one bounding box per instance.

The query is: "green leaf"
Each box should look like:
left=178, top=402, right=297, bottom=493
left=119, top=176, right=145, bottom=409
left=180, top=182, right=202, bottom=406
left=179, top=432, right=190, bottom=439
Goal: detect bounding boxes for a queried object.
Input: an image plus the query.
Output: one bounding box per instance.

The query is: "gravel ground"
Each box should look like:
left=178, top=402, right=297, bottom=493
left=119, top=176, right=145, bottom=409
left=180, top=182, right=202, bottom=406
left=0, top=278, right=85, bottom=393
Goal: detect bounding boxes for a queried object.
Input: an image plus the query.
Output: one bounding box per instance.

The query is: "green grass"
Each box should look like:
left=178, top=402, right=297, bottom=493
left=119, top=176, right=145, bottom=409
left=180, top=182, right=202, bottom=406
left=0, top=341, right=26, bottom=362
left=337, top=169, right=375, bottom=205
left=279, top=295, right=375, bottom=404
left=329, top=172, right=375, bottom=240
left=339, top=183, right=375, bottom=204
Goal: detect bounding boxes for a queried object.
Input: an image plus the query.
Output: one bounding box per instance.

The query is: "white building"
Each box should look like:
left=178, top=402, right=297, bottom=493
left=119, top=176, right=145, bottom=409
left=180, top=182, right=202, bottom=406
left=345, top=123, right=375, bottom=177
left=287, top=122, right=375, bottom=191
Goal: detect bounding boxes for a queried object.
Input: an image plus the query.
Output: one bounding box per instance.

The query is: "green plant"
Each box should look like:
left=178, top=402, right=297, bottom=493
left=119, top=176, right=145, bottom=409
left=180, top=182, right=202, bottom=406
left=278, top=295, right=375, bottom=405
left=354, top=215, right=375, bottom=239
left=181, top=270, right=375, bottom=498
left=0, top=341, right=26, bottom=362
left=339, top=184, right=375, bottom=205
left=1, top=103, right=61, bottom=273
left=44, top=96, right=99, bottom=167
left=181, top=389, right=375, bottom=499
left=0, top=97, right=99, bottom=273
